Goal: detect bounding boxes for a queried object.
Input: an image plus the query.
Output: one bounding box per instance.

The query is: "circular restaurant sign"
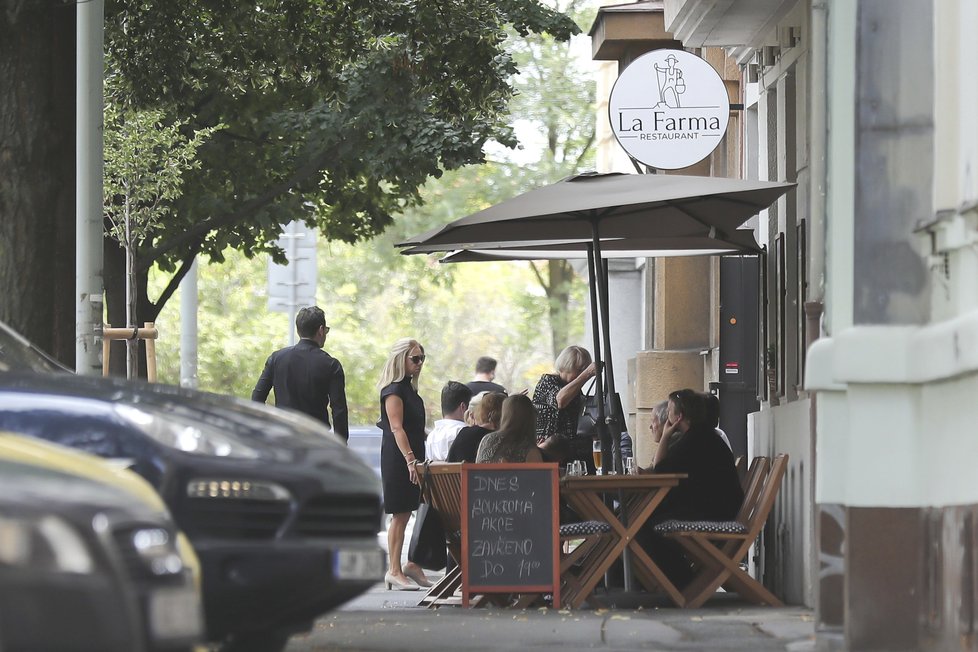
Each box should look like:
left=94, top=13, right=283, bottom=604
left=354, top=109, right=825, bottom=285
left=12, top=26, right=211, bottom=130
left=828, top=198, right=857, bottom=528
left=609, top=49, right=730, bottom=170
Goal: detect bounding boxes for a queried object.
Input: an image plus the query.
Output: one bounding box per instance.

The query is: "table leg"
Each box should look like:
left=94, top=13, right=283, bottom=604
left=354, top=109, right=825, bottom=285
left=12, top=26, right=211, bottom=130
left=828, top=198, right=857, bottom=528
left=626, top=540, right=685, bottom=606
left=561, top=493, right=628, bottom=607
left=560, top=483, right=685, bottom=608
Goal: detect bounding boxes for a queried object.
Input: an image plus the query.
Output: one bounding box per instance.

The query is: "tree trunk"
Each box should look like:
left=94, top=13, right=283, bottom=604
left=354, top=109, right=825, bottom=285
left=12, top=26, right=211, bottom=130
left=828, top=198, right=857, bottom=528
left=0, top=2, right=76, bottom=366
left=546, top=260, right=573, bottom=359
left=104, top=236, right=164, bottom=378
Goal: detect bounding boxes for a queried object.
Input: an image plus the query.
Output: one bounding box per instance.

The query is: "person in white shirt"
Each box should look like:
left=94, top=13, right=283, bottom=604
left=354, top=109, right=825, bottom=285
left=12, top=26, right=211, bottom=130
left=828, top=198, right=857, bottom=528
left=424, top=381, right=472, bottom=461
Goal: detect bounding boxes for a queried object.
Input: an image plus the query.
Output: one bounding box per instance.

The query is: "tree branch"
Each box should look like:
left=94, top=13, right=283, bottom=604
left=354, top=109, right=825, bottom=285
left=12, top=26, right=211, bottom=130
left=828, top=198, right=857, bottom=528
left=136, top=146, right=336, bottom=271
left=572, top=129, right=596, bottom=169
left=148, top=240, right=203, bottom=313
left=528, top=260, right=550, bottom=294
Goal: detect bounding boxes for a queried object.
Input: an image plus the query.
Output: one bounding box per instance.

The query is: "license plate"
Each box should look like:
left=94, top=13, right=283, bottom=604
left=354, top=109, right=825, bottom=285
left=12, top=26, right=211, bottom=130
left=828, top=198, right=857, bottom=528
left=148, top=584, right=204, bottom=641
left=334, top=548, right=384, bottom=581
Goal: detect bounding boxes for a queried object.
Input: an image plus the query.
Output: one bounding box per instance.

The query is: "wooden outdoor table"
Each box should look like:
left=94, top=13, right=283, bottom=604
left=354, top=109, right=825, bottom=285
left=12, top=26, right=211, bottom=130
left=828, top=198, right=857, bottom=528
left=559, top=472, right=687, bottom=608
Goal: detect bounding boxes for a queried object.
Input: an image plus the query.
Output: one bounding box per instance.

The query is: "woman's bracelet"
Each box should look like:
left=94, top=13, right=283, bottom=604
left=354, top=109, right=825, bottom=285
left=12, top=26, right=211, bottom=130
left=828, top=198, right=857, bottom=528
left=404, top=450, right=415, bottom=460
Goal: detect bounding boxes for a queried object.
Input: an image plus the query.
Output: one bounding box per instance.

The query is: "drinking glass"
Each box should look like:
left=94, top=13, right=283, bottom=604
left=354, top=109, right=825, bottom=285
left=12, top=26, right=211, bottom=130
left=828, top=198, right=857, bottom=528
left=624, top=456, right=637, bottom=475
left=566, top=462, right=577, bottom=477
left=592, top=440, right=603, bottom=475
left=573, top=460, right=584, bottom=476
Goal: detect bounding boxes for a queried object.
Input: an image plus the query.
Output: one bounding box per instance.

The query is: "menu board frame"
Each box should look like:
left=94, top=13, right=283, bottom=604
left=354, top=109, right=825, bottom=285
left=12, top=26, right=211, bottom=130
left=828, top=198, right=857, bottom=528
left=460, top=462, right=560, bottom=608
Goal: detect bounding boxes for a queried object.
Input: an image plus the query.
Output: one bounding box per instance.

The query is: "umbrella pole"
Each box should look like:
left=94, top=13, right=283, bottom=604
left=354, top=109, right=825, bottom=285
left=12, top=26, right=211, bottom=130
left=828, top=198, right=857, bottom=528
left=590, top=224, right=620, bottom=475
left=585, top=242, right=607, bottom=448
left=591, top=227, right=634, bottom=594
left=599, top=256, right=623, bottom=474
left=586, top=238, right=610, bottom=475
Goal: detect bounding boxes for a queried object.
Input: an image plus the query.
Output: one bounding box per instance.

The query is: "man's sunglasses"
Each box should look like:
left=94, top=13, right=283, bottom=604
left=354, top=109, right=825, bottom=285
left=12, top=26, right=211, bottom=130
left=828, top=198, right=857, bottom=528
left=409, top=355, right=426, bottom=364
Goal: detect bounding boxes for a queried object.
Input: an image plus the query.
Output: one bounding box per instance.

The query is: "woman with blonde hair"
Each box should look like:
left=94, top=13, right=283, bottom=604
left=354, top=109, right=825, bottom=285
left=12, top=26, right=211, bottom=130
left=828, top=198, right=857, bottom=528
left=448, top=391, right=505, bottom=463
left=531, top=345, right=596, bottom=470
left=377, top=338, right=431, bottom=590
left=475, top=394, right=544, bottom=464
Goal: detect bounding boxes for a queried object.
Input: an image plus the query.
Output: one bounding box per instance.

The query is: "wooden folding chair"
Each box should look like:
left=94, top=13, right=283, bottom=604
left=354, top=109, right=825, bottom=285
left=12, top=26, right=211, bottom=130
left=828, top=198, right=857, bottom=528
left=415, top=463, right=463, bottom=608
left=556, top=520, right=613, bottom=608
left=737, top=457, right=770, bottom=523
left=508, top=519, right=613, bottom=609
left=654, top=454, right=788, bottom=609
left=734, top=455, right=748, bottom=491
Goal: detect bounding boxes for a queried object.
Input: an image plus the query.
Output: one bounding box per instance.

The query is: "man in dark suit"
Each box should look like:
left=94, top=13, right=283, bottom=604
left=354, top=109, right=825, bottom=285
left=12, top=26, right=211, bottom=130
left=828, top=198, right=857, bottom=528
left=252, top=306, right=349, bottom=441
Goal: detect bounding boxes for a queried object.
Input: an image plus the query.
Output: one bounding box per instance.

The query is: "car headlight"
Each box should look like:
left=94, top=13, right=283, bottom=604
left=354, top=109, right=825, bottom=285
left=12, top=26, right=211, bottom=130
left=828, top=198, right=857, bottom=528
left=186, top=479, right=291, bottom=502
left=114, top=405, right=261, bottom=459
left=131, top=527, right=184, bottom=576
left=0, top=514, right=95, bottom=574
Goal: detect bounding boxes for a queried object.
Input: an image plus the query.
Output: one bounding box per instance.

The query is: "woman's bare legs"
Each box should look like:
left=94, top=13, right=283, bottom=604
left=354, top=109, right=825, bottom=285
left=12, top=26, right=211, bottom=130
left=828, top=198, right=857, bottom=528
left=387, top=512, right=411, bottom=581
left=386, top=511, right=432, bottom=587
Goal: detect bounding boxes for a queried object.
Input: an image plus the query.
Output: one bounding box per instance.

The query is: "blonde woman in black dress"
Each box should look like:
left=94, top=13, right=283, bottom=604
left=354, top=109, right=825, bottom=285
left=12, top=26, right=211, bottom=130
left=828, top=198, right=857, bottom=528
left=377, top=338, right=432, bottom=590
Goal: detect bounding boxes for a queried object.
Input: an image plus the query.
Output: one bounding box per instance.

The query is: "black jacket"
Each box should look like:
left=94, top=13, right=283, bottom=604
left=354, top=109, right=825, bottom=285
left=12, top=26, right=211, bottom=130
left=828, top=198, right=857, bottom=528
left=654, top=425, right=743, bottom=522
left=252, top=339, right=349, bottom=440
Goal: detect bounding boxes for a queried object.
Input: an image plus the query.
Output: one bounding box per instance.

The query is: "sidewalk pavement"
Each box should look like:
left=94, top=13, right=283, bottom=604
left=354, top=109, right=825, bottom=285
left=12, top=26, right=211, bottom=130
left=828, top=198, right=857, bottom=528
left=285, top=582, right=816, bottom=651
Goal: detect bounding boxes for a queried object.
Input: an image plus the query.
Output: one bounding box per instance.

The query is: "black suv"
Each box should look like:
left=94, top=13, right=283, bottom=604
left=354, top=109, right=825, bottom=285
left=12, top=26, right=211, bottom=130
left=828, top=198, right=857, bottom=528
left=0, top=320, right=384, bottom=652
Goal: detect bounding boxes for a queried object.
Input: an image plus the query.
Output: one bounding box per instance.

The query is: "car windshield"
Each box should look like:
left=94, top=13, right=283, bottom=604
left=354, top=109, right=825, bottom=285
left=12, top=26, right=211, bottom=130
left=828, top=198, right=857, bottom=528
left=0, top=321, right=69, bottom=373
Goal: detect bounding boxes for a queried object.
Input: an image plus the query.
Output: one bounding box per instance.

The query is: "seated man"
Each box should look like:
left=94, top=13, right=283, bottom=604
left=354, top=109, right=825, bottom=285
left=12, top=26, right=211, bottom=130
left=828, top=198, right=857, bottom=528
left=424, top=381, right=472, bottom=461
left=638, top=388, right=744, bottom=587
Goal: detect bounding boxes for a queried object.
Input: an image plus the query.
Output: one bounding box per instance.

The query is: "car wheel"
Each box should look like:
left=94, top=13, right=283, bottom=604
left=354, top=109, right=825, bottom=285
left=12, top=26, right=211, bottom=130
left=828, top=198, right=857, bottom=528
left=220, top=630, right=292, bottom=652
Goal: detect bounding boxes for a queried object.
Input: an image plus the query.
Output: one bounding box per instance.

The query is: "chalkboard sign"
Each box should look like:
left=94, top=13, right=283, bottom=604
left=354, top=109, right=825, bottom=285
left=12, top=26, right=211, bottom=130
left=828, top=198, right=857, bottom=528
left=461, top=463, right=559, bottom=608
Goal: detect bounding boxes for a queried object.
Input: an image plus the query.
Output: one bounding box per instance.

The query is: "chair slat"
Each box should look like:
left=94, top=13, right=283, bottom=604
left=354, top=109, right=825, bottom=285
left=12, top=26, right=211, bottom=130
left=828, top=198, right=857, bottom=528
left=659, top=453, right=789, bottom=609
left=417, top=463, right=463, bottom=609
left=734, top=456, right=770, bottom=524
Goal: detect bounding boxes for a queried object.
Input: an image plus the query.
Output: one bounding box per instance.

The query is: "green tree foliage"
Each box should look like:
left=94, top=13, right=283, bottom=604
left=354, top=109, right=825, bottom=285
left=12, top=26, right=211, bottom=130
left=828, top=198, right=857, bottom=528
left=103, top=103, right=221, bottom=375
left=148, top=0, right=598, bottom=423
left=512, top=0, right=597, bottom=358
left=103, top=106, right=221, bottom=255
left=400, top=0, right=599, bottom=358
left=151, top=244, right=559, bottom=425
left=103, top=0, right=580, bottom=334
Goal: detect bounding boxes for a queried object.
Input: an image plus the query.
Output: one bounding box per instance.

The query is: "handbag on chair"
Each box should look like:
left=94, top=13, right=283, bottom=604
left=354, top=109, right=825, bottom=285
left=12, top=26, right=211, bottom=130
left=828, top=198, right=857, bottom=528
left=407, top=463, right=448, bottom=571
left=576, top=378, right=602, bottom=439
left=576, top=383, right=626, bottom=474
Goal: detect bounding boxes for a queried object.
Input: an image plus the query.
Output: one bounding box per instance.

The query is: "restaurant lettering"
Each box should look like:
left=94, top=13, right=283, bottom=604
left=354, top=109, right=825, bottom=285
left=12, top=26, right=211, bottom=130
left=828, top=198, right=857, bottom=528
left=609, top=49, right=730, bottom=170
left=617, top=112, right=723, bottom=135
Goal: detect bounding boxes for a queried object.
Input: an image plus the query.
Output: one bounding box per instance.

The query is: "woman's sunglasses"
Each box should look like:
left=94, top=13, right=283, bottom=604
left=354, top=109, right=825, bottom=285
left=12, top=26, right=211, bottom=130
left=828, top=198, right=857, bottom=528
left=409, top=355, right=426, bottom=364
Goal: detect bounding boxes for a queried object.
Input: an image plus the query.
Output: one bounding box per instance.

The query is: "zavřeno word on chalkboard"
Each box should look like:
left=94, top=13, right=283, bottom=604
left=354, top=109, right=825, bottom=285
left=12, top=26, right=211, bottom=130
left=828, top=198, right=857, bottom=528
left=461, top=463, right=559, bottom=607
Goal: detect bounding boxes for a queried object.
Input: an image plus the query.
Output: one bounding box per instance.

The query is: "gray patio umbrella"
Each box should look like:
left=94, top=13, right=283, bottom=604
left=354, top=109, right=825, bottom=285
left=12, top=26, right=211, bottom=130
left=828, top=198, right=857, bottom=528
left=398, top=172, right=793, bottom=479
left=396, top=172, right=791, bottom=250
left=410, top=229, right=763, bottom=262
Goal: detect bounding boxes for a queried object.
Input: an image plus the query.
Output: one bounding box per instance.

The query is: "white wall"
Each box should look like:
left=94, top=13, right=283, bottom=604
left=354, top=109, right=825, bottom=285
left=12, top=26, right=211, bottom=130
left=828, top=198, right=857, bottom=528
left=748, top=399, right=814, bottom=607
left=583, top=258, right=644, bottom=420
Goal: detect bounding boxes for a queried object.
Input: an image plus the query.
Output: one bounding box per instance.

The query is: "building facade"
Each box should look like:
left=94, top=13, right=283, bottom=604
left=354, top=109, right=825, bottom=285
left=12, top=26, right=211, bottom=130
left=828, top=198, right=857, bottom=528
left=591, top=0, right=978, bottom=648
left=590, top=0, right=815, bottom=617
